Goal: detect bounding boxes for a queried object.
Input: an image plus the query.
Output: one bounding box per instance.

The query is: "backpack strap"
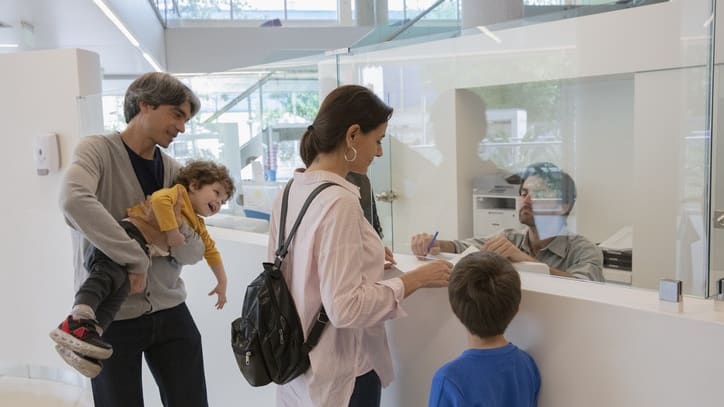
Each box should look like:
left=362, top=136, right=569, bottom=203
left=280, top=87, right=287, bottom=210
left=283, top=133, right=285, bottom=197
left=275, top=179, right=338, bottom=264
left=302, top=307, right=328, bottom=353
left=274, top=179, right=294, bottom=265
left=273, top=178, right=338, bottom=354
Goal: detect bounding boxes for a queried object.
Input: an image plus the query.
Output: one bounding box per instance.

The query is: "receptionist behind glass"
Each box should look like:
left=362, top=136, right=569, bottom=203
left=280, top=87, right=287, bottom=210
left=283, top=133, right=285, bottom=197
left=410, top=162, right=604, bottom=282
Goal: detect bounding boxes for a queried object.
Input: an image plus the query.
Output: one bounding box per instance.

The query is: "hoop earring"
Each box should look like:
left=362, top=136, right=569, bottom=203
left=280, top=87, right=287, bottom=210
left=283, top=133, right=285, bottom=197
left=344, top=146, right=358, bottom=162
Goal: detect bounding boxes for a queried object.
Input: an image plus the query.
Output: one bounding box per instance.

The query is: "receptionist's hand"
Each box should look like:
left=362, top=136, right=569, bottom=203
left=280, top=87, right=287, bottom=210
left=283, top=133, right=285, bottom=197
left=410, top=233, right=441, bottom=256
left=483, top=236, right=535, bottom=263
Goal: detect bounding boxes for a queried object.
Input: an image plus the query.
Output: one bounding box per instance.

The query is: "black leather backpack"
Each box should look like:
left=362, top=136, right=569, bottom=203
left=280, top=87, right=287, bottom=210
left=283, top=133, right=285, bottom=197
left=231, top=180, right=336, bottom=386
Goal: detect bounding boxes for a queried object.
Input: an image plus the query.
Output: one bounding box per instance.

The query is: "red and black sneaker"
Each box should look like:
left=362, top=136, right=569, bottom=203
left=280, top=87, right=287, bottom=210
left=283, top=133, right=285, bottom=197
left=49, top=316, right=113, bottom=360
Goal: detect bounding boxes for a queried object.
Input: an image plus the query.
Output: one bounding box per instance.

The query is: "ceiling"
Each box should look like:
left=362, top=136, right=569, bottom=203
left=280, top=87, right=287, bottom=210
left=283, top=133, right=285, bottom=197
left=0, top=0, right=157, bottom=75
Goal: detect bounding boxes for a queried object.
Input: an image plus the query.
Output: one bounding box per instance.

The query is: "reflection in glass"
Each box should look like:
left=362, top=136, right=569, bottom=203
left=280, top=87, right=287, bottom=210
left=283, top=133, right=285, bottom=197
left=331, top=1, right=712, bottom=295
left=104, top=0, right=714, bottom=296
left=435, top=161, right=606, bottom=282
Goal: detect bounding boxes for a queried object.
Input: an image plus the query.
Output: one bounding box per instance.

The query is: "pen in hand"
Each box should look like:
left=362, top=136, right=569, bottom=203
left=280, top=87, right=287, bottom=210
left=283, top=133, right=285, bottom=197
left=426, top=230, right=439, bottom=255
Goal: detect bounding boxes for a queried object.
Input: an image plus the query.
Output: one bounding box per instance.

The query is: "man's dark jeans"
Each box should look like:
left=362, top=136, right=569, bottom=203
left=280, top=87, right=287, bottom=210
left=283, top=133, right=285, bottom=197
left=91, top=303, right=208, bottom=407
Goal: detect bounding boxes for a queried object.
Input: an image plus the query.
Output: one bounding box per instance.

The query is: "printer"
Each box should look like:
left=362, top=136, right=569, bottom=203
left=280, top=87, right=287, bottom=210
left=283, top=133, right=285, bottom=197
left=473, top=174, right=520, bottom=237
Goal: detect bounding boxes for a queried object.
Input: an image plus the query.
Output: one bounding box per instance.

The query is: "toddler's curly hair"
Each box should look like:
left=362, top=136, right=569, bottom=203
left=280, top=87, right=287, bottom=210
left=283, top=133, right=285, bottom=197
left=174, top=160, right=236, bottom=201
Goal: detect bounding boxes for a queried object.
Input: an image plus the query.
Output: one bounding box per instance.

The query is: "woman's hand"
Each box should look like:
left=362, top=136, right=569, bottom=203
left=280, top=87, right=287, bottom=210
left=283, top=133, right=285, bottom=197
left=400, top=260, right=452, bottom=297
left=384, top=246, right=397, bottom=269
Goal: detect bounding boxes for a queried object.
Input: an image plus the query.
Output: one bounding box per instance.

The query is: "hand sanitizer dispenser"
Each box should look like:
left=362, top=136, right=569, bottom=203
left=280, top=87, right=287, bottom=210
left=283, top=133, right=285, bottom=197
left=34, top=133, right=60, bottom=176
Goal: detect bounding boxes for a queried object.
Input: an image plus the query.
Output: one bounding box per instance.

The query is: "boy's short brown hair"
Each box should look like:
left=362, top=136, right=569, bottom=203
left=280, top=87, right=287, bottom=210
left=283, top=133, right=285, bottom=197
left=174, top=160, right=236, bottom=201
left=448, top=251, right=521, bottom=338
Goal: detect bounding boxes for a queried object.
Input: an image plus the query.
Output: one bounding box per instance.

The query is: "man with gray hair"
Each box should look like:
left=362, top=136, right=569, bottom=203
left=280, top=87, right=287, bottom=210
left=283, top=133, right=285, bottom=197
left=58, top=72, right=209, bottom=406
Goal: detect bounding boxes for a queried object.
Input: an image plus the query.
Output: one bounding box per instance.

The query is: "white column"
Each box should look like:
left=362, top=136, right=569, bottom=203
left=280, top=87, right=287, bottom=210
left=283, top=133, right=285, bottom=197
left=355, top=0, right=375, bottom=25
left=375, top=0, right=389, bottom=26
left=338, top=0, right=353, bottom=26
left=354, top=0, right=388, bottom=26
left=462, top=0, right=523, bottom=29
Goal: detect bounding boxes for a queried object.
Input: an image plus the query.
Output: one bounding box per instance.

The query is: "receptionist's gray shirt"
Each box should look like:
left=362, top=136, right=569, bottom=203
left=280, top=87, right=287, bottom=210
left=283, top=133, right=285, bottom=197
left=452, top=228, right=605, bottom=282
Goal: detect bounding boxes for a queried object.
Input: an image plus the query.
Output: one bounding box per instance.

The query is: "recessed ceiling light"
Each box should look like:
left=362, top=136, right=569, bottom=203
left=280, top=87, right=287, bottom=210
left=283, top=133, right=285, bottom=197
left=92, top=0, right=140, bottom=47
left=93, top=0, right=165, bottom=71
left=142, top=52, right=162, bottom=72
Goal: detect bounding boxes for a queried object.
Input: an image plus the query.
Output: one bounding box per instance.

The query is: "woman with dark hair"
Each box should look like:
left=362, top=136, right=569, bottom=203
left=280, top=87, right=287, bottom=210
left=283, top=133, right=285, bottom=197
left=268, top=85, right=452, bottom=407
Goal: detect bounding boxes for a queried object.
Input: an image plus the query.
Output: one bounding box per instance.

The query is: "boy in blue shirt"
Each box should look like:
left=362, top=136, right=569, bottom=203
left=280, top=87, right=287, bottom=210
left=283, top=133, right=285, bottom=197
left=428, top=251, right=541, bottom=407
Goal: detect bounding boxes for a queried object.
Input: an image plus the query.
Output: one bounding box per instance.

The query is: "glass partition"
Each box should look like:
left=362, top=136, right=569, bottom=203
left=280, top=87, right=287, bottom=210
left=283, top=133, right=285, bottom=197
left=104, top=0, right=717, bottom=296
left=333, top=0, right=714, bottom=295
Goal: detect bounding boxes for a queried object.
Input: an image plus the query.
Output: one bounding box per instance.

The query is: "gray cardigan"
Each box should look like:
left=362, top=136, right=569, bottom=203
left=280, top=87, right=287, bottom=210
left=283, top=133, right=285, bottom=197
left=60, top=132, right=204, bottom=320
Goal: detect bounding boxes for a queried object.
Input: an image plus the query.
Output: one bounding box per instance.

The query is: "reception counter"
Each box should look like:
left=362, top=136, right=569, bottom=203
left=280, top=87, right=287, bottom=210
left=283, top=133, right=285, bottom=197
left=166, top=228, right=724, bottom=407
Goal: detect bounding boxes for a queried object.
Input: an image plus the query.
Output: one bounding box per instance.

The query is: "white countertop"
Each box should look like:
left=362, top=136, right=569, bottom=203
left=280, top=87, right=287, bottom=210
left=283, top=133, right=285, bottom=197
left=391, top=252, right=724, bottom=326
left=207, top=226, right=724, bottom=327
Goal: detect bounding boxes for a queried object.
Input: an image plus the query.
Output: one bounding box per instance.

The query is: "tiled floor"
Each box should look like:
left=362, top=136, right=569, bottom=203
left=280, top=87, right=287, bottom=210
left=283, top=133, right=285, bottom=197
left=0, top=376, right=92, bottom=406
left=0, top=362, right=93, bottom=407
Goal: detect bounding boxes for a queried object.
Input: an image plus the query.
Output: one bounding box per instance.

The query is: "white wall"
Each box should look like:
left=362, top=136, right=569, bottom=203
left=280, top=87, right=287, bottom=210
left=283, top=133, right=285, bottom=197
left=632, top=67, right=708, bottom=294
left=165, top=26, right=373, bottom=73
left=0, top=48, right=101, bottom=370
